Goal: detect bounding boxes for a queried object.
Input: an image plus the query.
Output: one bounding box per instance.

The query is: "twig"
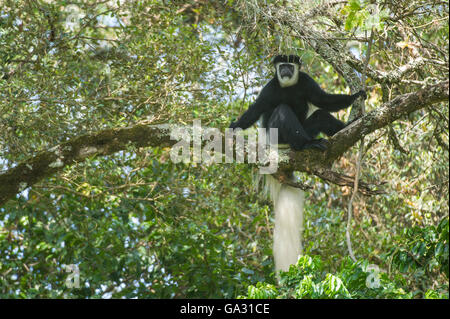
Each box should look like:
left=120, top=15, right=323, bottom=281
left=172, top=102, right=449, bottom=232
left=313, top=168, right=385, bottom=196
left=272, top=171, right=313, bottom=191
left=346, top=28, right=374, bottom=262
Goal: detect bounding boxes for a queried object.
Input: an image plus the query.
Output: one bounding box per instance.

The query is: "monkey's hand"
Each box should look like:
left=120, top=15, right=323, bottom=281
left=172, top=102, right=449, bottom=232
left=229, top=121, right=239, bottom=129
left=354, top=90, right=367, bottom=100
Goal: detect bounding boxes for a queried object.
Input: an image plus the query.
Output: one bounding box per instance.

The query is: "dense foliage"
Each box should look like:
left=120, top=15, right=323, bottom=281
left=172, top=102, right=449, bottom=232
left=243, top=217, right=448, bottom=299
left=0, top=0, right=448, bottom=298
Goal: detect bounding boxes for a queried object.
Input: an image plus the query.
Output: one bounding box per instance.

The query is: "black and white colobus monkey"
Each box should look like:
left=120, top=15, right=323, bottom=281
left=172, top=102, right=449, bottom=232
left=230, top=54, right=366, bottom=150
left=229, top=55, right=367, bottom=274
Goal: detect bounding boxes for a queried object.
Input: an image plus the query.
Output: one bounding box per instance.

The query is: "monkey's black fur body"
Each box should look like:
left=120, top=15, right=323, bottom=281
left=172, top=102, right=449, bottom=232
left=229, top=55, right=366, bottom=150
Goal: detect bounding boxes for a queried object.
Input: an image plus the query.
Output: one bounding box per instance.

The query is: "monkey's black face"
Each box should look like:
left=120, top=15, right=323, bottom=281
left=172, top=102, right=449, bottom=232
left=275, top=62, right=300, bottom=88
left=273, top=55, right=302, bottom=87
left=278, top=63, right=295, bottom=79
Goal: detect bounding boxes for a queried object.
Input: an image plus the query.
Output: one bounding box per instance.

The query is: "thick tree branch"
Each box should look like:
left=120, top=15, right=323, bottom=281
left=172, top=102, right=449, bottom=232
left=323, top=80, right=449, bottom=161
left=0, top=124, right=173, bottom=206
left=273, top=164, right=384, bottom=195
left=0, top=81, right=447, bottom=206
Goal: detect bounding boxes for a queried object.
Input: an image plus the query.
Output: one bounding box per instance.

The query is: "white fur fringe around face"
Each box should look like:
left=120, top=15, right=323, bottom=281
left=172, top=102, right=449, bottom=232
left=275, top=62, right=299, bottom=88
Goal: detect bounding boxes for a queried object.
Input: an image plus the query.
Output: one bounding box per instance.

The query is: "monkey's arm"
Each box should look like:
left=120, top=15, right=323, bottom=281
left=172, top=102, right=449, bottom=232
left=229, top=103, right=266, bottom=129
left=229, top=84, right=274, bottom=130
left=303, top=73, right=366, bottom=112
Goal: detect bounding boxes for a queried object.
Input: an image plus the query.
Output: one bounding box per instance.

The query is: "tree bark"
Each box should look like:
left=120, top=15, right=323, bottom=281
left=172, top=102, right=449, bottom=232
left=0, top=80, right=447, bottom=206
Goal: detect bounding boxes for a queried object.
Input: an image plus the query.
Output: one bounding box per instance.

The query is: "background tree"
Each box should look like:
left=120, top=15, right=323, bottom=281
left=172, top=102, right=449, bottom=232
left=0, top=0, right=448, bottom=298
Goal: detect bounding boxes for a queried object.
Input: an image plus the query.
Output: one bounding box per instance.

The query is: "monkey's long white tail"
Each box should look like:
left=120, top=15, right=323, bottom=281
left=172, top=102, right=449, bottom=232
left=266, top=175, right=305, bottom=273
